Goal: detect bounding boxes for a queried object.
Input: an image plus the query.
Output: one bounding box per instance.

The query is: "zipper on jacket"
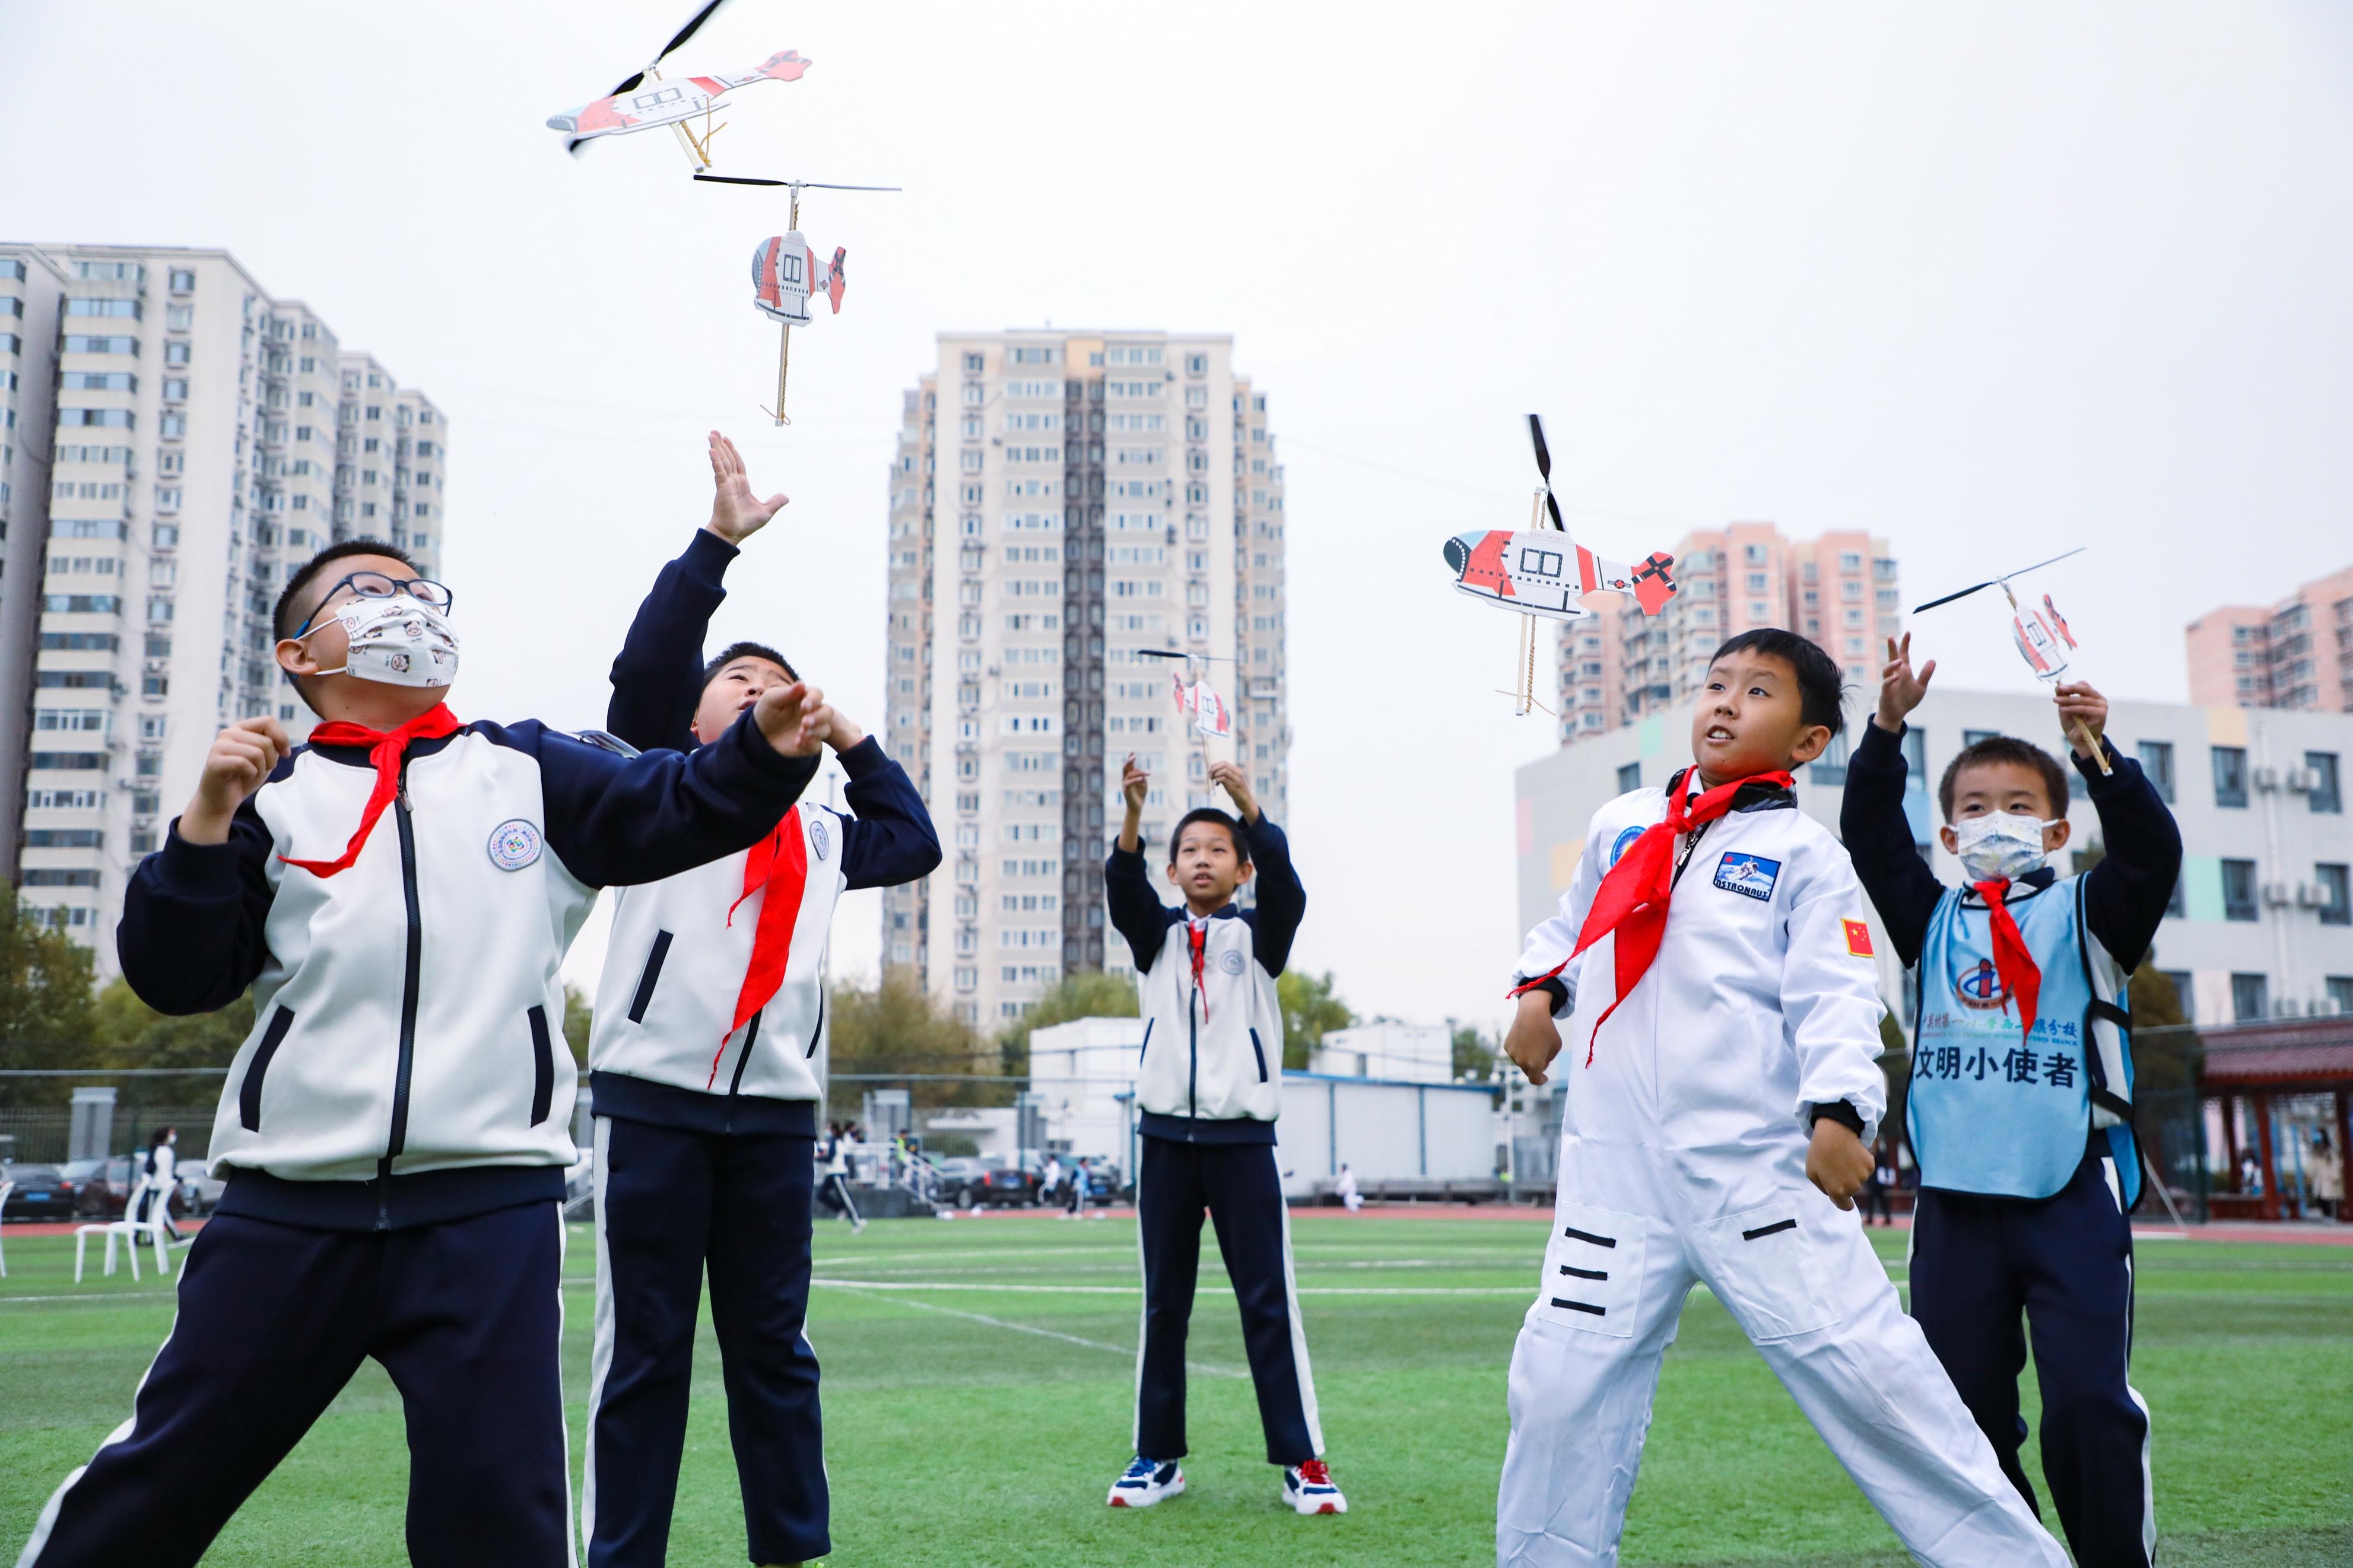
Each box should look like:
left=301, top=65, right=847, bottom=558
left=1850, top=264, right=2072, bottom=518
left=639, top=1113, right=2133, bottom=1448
left=380, top=759, right=424, bottom=1229
left=1186, top=988, right=1200, bottom=1135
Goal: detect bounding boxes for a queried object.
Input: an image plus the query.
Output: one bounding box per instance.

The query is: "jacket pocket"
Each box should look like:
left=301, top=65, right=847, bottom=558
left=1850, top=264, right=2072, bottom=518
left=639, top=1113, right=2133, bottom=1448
left=626, top=930, right=674, bottom=1024
left=526, top=1004, right=555, bottom=1126
left=804, top=989, right=827, bottom=1060
left=1248, top=1026, right=1269, bottom=1084
left=1531, top=1200, right=1649, bottom=1339
left=1696, top=1201, right=1842, bottom=1341
left=239, top=1006, right=297, bottom=1131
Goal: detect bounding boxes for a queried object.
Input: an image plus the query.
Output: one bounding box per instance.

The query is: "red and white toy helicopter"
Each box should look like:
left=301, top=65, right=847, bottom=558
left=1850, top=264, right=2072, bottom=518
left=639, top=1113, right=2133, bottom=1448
left=548, top=0, right=809, bottom=171
left=1912, top=545, right=2109, bottom=774
left=696, top=175, right=898, bottom=425
left=1443, top=416, right=1681, bottom=714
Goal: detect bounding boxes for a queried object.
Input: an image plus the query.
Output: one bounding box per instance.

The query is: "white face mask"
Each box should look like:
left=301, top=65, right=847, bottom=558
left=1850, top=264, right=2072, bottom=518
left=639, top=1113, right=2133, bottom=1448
left=306, top=593, right=459, bottom=689
left=1951, top=810, right=2056, bottom=881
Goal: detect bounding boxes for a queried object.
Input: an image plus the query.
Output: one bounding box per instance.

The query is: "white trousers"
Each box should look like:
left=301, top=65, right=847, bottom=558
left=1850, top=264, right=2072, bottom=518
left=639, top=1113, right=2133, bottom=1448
left=1497, top=1135, right=2068, bottom=1568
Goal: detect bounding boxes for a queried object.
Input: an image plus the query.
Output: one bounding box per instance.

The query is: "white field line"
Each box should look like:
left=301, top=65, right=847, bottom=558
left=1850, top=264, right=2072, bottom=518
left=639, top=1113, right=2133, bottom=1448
left=811, top=1277, right=1535, bottom=1297
left=825, top=1283, right=1246, bottom=1379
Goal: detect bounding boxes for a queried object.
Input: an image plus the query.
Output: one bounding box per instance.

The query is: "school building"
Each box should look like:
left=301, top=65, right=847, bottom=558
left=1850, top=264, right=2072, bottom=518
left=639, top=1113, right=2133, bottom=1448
left=1513, top=686, right=2353, bottom=1029
left=0, top=244, right=447, bottom=968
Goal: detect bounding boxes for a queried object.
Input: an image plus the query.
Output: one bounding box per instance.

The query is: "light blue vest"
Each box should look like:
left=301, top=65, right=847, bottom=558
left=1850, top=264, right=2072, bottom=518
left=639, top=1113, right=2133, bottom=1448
left=1908, top=874, right=2140, bottom=1204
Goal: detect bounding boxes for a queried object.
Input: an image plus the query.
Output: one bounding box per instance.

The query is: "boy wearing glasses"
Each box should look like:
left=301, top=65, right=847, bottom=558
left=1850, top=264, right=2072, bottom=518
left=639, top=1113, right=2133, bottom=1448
left=579, top=434, right=939, bottom=1568
left=18, top=540, right=831, bottom=1568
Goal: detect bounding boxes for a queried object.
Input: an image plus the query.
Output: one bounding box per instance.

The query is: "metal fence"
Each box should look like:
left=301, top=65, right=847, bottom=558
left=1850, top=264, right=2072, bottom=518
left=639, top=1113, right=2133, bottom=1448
left=0, top=1103, right=218, bottom=1164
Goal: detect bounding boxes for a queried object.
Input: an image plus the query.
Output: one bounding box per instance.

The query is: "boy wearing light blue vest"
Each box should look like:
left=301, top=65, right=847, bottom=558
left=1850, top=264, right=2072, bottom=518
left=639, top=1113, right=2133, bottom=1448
left=1842, top=635, right=2181, bottom=1568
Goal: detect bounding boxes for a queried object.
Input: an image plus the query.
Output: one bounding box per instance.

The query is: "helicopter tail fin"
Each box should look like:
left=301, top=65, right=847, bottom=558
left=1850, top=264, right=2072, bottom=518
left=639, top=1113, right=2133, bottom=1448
left=824, top=247, right=846, bottom=313
left=753, top=49, right=812, bottom=82
left=1576, top=545, right=1679, bottom=616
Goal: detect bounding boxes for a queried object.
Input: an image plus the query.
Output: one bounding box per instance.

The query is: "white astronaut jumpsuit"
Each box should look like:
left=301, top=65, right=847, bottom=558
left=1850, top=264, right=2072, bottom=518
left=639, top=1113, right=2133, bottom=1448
left=1497, top=778, right=2068, bottom=1568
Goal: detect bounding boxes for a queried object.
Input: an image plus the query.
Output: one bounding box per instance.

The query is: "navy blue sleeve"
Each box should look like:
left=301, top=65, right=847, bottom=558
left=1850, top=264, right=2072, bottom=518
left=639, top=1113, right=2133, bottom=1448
left=2076, top=740, right=2183, bottom=972
left=834, top=737, right=942, bottom=890
left=516, top=711, right=817, bottom=889
left=1237, top=815, right=1306, bottom=977
left=1838, top=719, right=1948, bottom=969
left=1104, top=843, right=1178, bottom=972
left=606, top=530, right=738, bottom=756
left=117, top=792, right=279, bottom=1015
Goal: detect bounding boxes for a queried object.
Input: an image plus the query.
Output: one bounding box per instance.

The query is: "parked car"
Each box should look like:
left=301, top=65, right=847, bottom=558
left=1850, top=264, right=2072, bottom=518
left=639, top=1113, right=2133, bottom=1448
left=2, top=1164, right=80, bottom=1220
left=61, top=1154, right=186, bottom=1220
left=928, top=1157, right=987, bottom=1207
left=971, top=1154, right=1041, bottom=1208
left=176, top=1158, right=226, bottom=1216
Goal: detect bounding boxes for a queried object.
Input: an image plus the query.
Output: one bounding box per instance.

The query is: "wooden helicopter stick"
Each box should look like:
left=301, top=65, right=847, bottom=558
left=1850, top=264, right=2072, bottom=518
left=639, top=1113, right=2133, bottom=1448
left=760, top=185, right=805, bottom=425
left=1495, top=488, right=1555, bottom=717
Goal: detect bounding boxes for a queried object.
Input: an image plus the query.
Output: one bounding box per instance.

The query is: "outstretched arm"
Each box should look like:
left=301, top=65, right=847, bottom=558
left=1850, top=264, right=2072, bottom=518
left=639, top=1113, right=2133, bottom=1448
left=1105, top=753, right=1177, bottom=971
left=1839, top=635, right=1948, bottom=968
left=605, top=433, right=789, bottom=754
left=2060, top=683, right=2182, bottom=970
left=831, top=715, right=943, bottom=890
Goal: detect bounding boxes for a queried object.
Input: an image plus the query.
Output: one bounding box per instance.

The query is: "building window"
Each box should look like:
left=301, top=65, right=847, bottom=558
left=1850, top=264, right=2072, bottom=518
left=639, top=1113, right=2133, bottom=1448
left=2137, top=740, right=2175, bottom=803
left=1963, top=729, right=1999, bottom=749
left=1811, top=730, right=1850, bottom=785
left=2317, top=863, right=2351, bottom=928
left=2307, top=751, right=2342, bottom=814
left=1615, top=762, right=1640, bottom=793
left=2221, top=858, right=2259, bottom=922
left=2212, top=745, right=2248, bottom=808
left=2165, top=872, right=2186, bottom=919
left=2328, top=977, right=2353, bottom=1016
left=2230, top=972, right=2269, bottom=1022
left=169, top=268, right=194, bottom=291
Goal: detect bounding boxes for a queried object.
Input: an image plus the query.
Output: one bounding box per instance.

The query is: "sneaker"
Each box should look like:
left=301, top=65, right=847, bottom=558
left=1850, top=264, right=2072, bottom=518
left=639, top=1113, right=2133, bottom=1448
left=1282, top=1459, right=1346, bottom=1515
left=1107, top=1455, right=1184, bottom=1508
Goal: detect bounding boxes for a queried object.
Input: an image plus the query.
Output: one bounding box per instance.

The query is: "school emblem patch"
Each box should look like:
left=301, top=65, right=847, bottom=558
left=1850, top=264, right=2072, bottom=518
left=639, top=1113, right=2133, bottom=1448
left=1220, top=949, right=1247, bottom=975
left=486, top=819, right=542, bottom=872
left=807, top=814, right=830, bottom=860
left=1713, top=852, right=1781, bottom=901
left=1954, top=958, right=2011, bottom=1009
left=1608, top=825, right=1643, bottom=869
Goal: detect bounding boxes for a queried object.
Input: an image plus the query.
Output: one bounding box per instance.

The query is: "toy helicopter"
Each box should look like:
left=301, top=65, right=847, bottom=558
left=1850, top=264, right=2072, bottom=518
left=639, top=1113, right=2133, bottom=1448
left=1443, top=415, right=1681, bottom=714
left=696, top=174, right=899, bottom=424
left=547, top=0, right=809, bottom=171
left=1913, top=545, right=2109, bottom=774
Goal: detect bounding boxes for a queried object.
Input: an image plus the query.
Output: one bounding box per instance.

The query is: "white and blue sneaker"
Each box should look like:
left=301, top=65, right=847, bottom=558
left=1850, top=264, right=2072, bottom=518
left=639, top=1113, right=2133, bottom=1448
left=1282, top=1459, right=1347, bottom=1515
left=1107, top=1455, right=1184, bottom=1507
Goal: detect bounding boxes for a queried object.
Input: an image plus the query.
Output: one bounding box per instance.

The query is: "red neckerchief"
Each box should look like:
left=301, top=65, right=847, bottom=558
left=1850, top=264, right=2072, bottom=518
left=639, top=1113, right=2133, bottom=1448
left=1512, top=768, right=1795, bottom=1064
left=278, top=704, right=463, bottom=877
left=1973, top=877, right=2042, bottom=1045
left=710, top=807, right=809, bottom=1087
left=1187, top=916, right=1211, bottom=1020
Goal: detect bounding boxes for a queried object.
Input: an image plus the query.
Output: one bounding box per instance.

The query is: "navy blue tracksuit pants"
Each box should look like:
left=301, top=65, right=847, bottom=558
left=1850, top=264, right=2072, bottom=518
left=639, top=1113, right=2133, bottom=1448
left=1136, top=1135, right=1321, bottom=1466
left=19, top=1204, right=569, bottom=1568
left=585, top=1115, right=825, bottom=1568
left=1910, top=1147, right=2154, bottom=1568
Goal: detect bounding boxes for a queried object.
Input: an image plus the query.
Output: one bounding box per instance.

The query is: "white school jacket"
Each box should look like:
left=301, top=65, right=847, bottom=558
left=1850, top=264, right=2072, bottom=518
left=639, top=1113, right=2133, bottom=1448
left=1132, top=911, right=1288, bottom=1128
left=1515, top=775, right=1890, bottom=1151
left=590, top=802, right=844, bottom=1112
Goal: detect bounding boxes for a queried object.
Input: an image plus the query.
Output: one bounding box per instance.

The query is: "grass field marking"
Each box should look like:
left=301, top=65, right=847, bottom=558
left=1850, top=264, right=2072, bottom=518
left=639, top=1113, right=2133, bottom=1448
left=825, top=1283, right=1247, bottom=1379
left=810, top=1277, right=1539, bottom=1299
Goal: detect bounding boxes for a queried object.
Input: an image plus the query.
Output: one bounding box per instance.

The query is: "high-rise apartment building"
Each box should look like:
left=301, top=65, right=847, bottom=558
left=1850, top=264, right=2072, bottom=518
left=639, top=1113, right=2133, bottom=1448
left=2185, top=564, right=2353, bottom=714
left=1557, top=521, right=1898, bottom=744
left=882, top=331, right=1289, bottom=1026
left=0, top=244, right=447, bottom=969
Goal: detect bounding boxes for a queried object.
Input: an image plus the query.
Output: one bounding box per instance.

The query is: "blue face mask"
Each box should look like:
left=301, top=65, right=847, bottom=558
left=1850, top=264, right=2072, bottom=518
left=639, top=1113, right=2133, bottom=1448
left=1952, top=810, right=2056, bottom=880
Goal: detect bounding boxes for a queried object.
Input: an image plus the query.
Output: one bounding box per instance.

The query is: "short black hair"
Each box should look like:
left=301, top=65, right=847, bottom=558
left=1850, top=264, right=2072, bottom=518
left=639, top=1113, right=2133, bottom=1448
left=1167, top=807, right=1249, bottom=864
left=273, top=539, right=421, bottom=642
left=1938, top=735, right=2070, bottom=822
left=1707, top=628, right=1846, bottom=737
left=702, top=640, right=798, bottom=686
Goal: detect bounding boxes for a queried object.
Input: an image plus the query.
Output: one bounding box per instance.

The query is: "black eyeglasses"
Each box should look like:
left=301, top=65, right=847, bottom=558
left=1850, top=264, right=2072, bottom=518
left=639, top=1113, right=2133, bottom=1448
left=294, top=571, right=454, bottom=636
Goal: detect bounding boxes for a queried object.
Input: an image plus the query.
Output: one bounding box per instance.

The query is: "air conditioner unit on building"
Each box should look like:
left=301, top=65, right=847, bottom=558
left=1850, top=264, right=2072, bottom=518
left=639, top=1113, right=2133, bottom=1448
left=2277, top=997, right=2303, bottom=1017
left=2252, top=765, right=2282, bottom=790
left=2260, top=880, right=2294, bottom=907
left=2286, top=767, right=2319, bottom=793
left=2319, top=996, right=2347, bottom=1017
left=2295, top=882, right=2331, bottom=908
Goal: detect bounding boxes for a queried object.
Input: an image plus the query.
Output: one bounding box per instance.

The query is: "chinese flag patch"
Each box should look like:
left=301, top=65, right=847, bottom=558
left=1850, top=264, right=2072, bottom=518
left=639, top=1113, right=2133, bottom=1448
left=1843, top=918, right=1874, bottom=958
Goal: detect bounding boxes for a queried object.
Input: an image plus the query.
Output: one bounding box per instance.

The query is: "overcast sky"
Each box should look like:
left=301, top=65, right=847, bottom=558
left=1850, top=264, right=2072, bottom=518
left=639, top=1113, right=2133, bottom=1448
left=5, top=2, right=2350, bottom=1034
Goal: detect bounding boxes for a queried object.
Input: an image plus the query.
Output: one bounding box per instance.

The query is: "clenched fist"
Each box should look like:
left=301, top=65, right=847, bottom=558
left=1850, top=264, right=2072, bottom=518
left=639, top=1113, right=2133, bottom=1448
left=182, top=718, right=291, bottom=845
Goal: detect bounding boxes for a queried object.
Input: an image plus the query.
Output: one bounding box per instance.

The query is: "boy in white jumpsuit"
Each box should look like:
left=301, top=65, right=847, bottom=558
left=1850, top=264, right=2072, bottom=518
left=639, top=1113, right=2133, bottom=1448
left=1498, top=629, right=2065, bottom=1568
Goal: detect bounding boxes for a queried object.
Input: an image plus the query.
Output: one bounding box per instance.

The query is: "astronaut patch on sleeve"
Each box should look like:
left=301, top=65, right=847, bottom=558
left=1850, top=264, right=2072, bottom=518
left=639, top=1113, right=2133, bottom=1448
left=1712, top=851, right=1782, bottom=902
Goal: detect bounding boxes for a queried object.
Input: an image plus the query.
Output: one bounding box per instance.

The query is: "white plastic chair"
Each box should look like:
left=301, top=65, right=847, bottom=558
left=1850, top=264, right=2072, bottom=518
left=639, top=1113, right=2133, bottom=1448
left=75, top=1178, right=172, bottom=1284
left=0, top=1179, right=13, bottom=1277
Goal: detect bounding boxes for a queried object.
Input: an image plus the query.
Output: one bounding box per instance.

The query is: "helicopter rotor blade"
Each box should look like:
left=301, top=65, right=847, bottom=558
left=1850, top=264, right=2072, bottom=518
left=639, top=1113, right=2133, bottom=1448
left=1911, top=546, right=2087, bottom=614
left=1528, top=414, right=1552, bottom=485
left=692, top=175, right=903, bottom=190
left=651, top=0, right=734, bottom=69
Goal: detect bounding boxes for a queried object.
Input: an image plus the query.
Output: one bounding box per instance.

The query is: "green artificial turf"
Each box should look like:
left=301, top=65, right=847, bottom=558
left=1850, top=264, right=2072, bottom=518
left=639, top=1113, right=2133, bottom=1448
left=2, top=1216, right=2348, bottom=1565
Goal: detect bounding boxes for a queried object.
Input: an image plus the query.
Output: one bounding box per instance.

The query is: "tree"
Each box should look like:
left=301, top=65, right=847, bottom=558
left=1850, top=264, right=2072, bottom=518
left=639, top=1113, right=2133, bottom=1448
left=563, top=985, right=593, bottom=1067
left=825, top=970, right=998, bottom=1109
left=0, top=889, right=99, bottom=1105
left=996, top=969, right=1137, bottom=1077
left=1451, top=1022, right=1499, bottom=1083
left=1277, top=969, right=1353, bottom=1070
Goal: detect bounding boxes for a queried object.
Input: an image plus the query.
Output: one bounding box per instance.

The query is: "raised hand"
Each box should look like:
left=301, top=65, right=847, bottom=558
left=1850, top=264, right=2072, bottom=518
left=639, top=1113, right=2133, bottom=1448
left=1121, top=753, right=1149, bottom=816
left=705, top=431, right=789, bottom=545
left=754, top=680, right=828, bottom=758
left=2053, top=680, right=2109, bottom=760
left=182, top=717, right=291, bottom=845
left=1207, top=760, right=1259, bottom=824
left=1874, top=632, right=1936, bottom=733
left=821, top=707, right=866, bottom=752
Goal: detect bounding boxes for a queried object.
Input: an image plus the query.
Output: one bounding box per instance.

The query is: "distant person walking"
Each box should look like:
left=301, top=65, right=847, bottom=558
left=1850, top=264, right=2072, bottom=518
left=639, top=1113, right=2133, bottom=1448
left=1066, top=1157, right=1090, bottom=1217
left=134, top=1126, right=182, bottom=1243
left=817, top=1124, right=864, bottom=1232
left=2309, top=1131, right=2341, bottom=1222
